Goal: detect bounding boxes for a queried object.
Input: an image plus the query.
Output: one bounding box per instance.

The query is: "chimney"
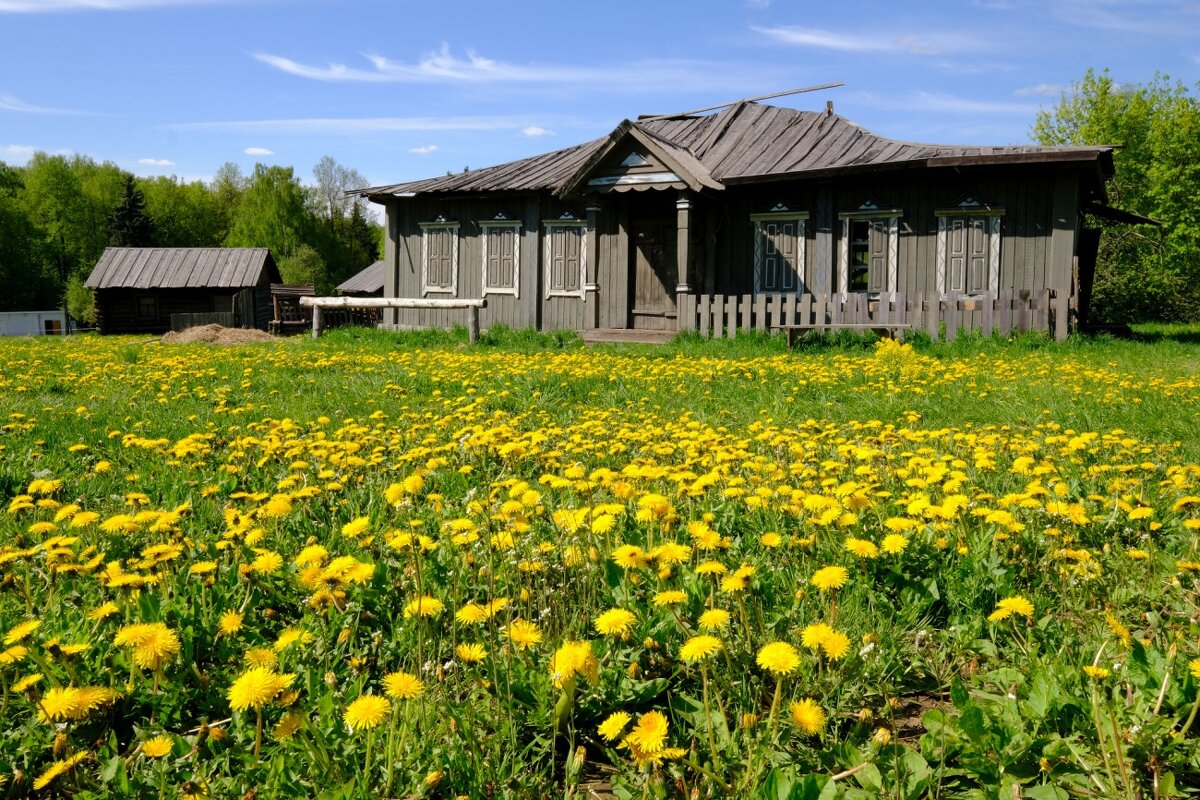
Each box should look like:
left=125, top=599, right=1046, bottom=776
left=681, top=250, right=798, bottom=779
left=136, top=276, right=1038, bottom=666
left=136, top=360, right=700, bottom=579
left=826, top=100, right=834, bottom=117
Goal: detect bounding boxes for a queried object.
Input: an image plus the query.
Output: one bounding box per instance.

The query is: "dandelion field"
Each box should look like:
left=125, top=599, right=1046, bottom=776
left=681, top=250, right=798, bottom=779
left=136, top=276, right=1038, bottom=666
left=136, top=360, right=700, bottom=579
left=2, top=328, right=1200, bottom=799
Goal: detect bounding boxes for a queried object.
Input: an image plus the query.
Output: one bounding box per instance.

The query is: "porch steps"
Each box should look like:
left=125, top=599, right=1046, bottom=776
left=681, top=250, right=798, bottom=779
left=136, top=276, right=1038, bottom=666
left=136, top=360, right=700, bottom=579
left=580, top=328, right=676, bottom=346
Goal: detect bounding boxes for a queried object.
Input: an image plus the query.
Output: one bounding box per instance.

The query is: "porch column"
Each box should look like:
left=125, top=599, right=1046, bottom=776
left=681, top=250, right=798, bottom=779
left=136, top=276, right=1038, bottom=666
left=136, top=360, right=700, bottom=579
left=585, top=202, right=601, bottom=330
left=676, top=192, right=694, bottom=331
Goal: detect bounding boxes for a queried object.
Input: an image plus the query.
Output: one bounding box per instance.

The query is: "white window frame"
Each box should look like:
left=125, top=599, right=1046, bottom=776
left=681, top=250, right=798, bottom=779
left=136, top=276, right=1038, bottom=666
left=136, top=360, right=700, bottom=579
left=934, top=204, right=1003, bottom=297
left=837, top=208, right=901, bottom=296
left=750, top=211, right=809, bottom=295
left=542, top=220, right=587, bottom=300
left=419, top=220, right=459, bottom=297
left=479, top=220, right=521, bottom=298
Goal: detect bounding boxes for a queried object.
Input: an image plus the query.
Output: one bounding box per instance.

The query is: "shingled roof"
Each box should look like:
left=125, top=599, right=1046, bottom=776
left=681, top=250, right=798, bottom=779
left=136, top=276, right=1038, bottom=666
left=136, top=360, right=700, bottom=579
left=85, top=248, right=280, bottom=290
left=336, top=260, right=385, bottom=294
left=361, top=101, right=1114, bottom=200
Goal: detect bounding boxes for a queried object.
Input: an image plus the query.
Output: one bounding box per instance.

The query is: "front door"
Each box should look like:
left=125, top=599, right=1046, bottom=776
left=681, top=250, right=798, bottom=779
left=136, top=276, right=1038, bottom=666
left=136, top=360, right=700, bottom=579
left=631, top=218, right=677, bottom=330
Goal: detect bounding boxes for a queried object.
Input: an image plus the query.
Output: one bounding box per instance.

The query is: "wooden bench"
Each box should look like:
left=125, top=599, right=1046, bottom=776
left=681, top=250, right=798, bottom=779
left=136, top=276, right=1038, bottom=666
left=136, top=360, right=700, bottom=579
left=781, top=322, right=912, bottom=348
left=269, top=284, right=315, bottom=335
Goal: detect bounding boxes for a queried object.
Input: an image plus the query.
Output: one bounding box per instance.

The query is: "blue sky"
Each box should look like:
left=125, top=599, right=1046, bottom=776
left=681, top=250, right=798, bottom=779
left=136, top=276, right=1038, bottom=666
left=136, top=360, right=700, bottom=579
left=1, top=0, right=1197, bottom=189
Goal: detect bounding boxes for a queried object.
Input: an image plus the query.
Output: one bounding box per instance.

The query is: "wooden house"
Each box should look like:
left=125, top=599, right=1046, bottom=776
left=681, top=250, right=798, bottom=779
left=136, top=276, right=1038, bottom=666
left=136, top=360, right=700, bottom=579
left=360, top=101, right=1127, bottom=339
left=85, top=248, right=281, bottom=334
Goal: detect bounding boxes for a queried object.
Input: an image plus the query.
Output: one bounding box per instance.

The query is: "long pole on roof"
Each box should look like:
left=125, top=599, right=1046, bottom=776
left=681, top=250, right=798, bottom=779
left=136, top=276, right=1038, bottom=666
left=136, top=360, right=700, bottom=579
left=638, top=82, right=845, bottom=121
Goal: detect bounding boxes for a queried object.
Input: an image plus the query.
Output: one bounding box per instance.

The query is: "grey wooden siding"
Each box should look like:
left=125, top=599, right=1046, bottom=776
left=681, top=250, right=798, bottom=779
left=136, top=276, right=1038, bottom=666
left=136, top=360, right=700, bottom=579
left=381, top=164, right=1084, bottom=334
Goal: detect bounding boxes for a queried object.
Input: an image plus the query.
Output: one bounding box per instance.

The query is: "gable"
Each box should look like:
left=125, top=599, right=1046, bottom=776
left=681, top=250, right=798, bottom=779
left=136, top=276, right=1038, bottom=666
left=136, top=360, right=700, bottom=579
left=585, top=141, right=685, bottom=192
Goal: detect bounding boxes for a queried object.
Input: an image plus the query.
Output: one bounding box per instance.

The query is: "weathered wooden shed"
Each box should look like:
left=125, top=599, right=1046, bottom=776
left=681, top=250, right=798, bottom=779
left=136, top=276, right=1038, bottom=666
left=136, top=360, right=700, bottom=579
left=360, top=101, right=1124, bottom=339
left=335, top=261, right=386, bottom=297
left=85, top=248, right=281, bottom=335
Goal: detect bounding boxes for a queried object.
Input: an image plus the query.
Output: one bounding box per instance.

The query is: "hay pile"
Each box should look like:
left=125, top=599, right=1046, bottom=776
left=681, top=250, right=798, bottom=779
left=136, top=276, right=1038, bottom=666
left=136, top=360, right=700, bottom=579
left=162, top=325, right=277, bottom=345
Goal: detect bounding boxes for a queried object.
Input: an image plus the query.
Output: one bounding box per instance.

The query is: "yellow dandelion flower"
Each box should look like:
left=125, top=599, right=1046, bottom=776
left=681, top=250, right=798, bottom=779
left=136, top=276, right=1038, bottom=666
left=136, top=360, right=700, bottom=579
left=679, top=635, right=722, bottom=663
left=4, top=619, right=40, bottom=645
left=612, top=544, right=647, bottom=570
left=455, top=603, right=489, bottom=625
left=844, top=537, right=879, bottom=559
left=383, top=671, right=424, bottom=700
left=141, top=736, right=173, bottom=758
left=695, top=560, right=727, bottom=575
left=652, top=590, right=688, bottom=607
left=759, top=532, right=782, bottom=548
left=344, top=694, right=390, bottom=731
left=598, top=711, right=631, bottom=741
left=988, top=595, right=1035, bottom=623
left=756, top=642, right=801, bottom=676
left=189, top=561, right=218, bottom=575
left=227, top=667, right=295, bottom=712
left=801, top=623, right=834, bottom=651
left=341, top=516, right=370, bottom=537
left=698, top=609, right=731, bottom=631
left=456, top=643, right=487, bottom=663
left=250, top=550, right=283, bottom=574
left=881, top=534, right=909, bottom=555
left=13, top=672, right=43, bottom=692
left=88, top=602, right=120, bottom=622
left=789, top=698, right=826, bottom=735
left=624, top=710, right=669, bottom=754
left=244, top=647, right=278, bottom=669
left=218, top=611, right=243, bottom=636
left=1189, top=657, right=1200, bottom=680
left=403, top=596, right=445, bottom=619
left=1083, top=665, right=1110, bottom=680
left=820, top=631, right=851, bottom=661
left=550, top=640, right=598, bottom=688
left=0, top=645, right=28, bottom=665
left=114, top=622, right=180, bottom=670
left=273, top=712, right=304, bottom=741
left=505, top=619, right=542, bottom=650
left=594, top=608, right=637, bottom=637
left=273, top=628, right=312, bottom=652
left=810, top=566, right=848, bottom=591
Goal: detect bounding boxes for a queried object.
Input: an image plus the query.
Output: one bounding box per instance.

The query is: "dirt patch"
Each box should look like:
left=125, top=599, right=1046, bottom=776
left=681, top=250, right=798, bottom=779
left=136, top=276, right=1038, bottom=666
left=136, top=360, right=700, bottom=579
left=162, top=325, right=278, bottom=345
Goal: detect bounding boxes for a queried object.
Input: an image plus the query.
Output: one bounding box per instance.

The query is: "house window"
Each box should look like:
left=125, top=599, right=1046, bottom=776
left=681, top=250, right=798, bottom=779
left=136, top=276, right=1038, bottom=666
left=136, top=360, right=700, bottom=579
left=935, top=198, right=1002, bottom=296
left=543, top=219, right=586, bottom=299
left=480, top=218, right=521, bottom=297
left=838, top=202, right=900, bottom=295
left=750, top=209, right=808, bottom=294
left=420, top=218, right=459, bottom=296
left=136, top=294, right=158, bottom=319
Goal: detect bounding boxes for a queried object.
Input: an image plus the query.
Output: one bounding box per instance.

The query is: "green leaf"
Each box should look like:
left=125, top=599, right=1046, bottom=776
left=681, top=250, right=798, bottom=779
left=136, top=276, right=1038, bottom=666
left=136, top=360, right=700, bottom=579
left=950, top=678, right=970, bottom=709
left=958, top=706, right=990, bottom=744
left=1022, top=784, right=1069, bottom=800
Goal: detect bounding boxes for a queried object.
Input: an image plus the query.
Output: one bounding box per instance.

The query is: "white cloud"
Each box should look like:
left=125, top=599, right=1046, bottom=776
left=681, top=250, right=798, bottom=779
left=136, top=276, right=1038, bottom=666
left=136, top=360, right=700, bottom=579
left=243, top=146, right=274, bottom=156
left=253, top=44, right=774, bottom=92
left=0, top=144, right=37, bottom=161
left=1014, top=83, right=1063, bottom=97
left=167, top=116, right=533, bottom=135
left=0, top=92, right=93, bottom=115
left=520, top=126, right=554, bottom=137
left=137, top=157, right=175, bottom=166
left=0, top=0, right=236, bottom=11
left=408, top=145, right=438, bottom=155
left=753, top=25, right=978, bottom=56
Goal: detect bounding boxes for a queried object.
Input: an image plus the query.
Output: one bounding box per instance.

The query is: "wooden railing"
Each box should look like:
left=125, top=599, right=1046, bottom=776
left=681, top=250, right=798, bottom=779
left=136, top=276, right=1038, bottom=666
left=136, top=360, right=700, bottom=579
left=677, top=289, right=1072, bottom=341
left=300, top=297, right=487, bottom=342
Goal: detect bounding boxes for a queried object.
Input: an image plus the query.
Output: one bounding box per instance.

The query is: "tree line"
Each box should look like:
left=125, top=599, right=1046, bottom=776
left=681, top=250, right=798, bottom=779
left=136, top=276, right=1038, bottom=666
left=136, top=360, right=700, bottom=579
left=1034, top=69, right=1200, bottom=323
left=0, top=154, right=380, bottom=322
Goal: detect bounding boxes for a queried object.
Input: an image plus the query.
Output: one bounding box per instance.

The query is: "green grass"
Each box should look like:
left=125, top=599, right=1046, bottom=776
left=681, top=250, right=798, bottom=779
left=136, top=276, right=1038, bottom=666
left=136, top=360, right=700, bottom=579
left=0, top=329, right=1198, bottom=798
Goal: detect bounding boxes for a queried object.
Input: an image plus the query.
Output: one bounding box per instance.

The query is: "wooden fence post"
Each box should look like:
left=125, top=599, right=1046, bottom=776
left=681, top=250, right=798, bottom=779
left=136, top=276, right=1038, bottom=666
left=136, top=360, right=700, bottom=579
left=311, top=306, right=322, bottom=339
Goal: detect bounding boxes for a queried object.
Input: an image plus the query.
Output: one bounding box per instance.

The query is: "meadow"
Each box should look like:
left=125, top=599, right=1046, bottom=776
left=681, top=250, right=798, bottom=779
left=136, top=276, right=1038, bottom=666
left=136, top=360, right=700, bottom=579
left=1, top=327, right=1199, bottom=799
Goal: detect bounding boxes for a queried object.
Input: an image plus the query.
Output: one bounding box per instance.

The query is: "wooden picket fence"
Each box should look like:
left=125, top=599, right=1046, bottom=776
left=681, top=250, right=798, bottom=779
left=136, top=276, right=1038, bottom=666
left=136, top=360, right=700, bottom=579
left=678, top=289, right=1072, bottom=341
